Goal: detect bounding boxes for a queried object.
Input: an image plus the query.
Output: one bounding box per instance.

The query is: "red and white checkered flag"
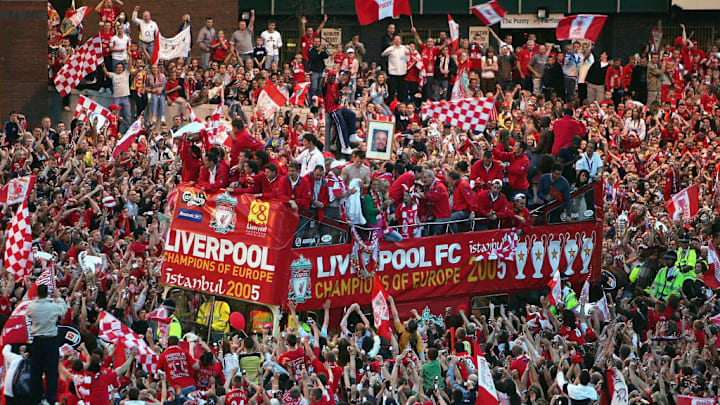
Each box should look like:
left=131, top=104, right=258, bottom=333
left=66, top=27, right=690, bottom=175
left=54, top=34, right=103, bottom=97
left=74, top=95, right=113, bottom=123
left=421, top=97, right=496, bottom=132
left=4, top=201, right=32, bottom=283
left=98, top=310, right=158, bottom=373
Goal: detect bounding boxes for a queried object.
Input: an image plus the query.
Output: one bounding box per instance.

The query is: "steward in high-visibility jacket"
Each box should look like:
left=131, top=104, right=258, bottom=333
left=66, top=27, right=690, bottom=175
left=675, top=235, right=698, bottom=269
left=651, top=250, right=682, bottom=301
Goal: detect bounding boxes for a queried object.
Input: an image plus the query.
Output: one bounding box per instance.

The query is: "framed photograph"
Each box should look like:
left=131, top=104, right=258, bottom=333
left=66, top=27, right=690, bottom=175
left=366, top=120, right=395, bottom=161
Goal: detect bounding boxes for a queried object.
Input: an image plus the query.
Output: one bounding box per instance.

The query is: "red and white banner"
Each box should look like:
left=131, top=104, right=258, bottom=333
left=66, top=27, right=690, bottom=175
left=67, top=6, right=91, bottom=26
left=422, top=97, right=496, bottom=132
left=150, top=26, right=191, bottom=65
left=256, top=81, right=288, bottom=120
left=74, top=95, right=113, bottom=123
left=556, top=14, right=608, bottom=43
left=4, top=201, right=32, bottom=283
left=605, top=368, right=628, bottom=405
left=161, top=187, right=299, bottom=306
left=54, top=35, right=103, bottom=97
left=705, top=239, right=720, bottom=289
left=548, top=270, right=562, bottom=306
left=1, top=267, right=57, bottom=344
left=664, top=184, right=699, bottom=221
left=470, top=0, right=507, bottom=26
left=0, top=175, right=36, bottom=206
left=112, top=116, right=144, bottom=159
left=677, top=395, right=717, bottom=405
left=371, top=274, right=392, bottom=341
left=98, top=310, right=158, bottom=373
left=205, top=104, right=233, bottom=148
left=292, top=185, right=603, bottom=314
left=448, top=14, right=460, bottom=51
left=289, top=82, right=310, bottom=106
left=474, top=341, right=498, bottom=405
left=355, top=0, right=411, bottom=25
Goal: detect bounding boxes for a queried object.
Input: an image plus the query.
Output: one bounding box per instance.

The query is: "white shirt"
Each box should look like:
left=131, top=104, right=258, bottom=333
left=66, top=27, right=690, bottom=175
left=131, top=11, right=159, bottom=43
left=381, top=45, right=409, bottom=76
left=295, top=147, right=324, bottom=177
left=107, top=70, right=130, bottom=98
left=261, top=30, right=283, bottom=56
left=2, top=345, right=23, bottom=397
left=109, top=34, right=131, bottom=61
left=574, top=152, right=603, bottom=177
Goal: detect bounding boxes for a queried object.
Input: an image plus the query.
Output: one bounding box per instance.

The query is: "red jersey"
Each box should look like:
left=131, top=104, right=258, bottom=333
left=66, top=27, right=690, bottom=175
left=100, top=30, right=113, bottom=57
left=420, top=44, right=439, bottom=75
left=158, top=345, right=197, bottom=388
left=292, top=60, right=306, bottom=84
left=226, top=388, right=250, bottom=405
left=87, top=371, right=118, bottom=405
left=301, top=32, right=319, bottom=61
left=196, top=362, right=225, bottom=390
left=560, top=325, right=586, bottom=344
left=97, top=6, right=119, bottom=23
left=279, top=348, right=308, bottom=380
left=211, top=39, right=229, bottom=62
left=396, top=203, right=419, bottom=239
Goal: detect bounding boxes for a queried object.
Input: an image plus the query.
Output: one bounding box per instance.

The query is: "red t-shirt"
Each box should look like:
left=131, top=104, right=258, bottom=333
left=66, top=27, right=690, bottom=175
left=0, top=296, right=12, bottom=316
left=97, top=6, right=119, bottom=23
left=130, top=240, right=149, bottom=259
left=195, top=362, right=225, bottom=390
left=158, top=345, right=197, bottom=388
left=226, top=388, right=250, bottom=405
left=88, top=371, right=118, bottom=405
left=279, top=348, right=308, bottom=379
left=332, top=52, right=346, bottom=67
left=560, top=325, right=586, bottom=344
left=509, top=355, right=529, bottom=378
left=301, top=32, right=319, bottom=61
left=211, top=39, right=229, bottom=62
left=100, top=31, right=113, bottom=57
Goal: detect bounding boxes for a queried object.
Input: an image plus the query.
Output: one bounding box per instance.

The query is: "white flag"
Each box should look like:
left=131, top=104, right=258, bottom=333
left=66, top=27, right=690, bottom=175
left=151, top=27, right=191, bottom=64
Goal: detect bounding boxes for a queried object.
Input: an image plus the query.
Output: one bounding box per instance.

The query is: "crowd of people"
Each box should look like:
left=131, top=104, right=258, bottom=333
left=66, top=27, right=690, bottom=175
left=0, top=2, right=713, bottom=405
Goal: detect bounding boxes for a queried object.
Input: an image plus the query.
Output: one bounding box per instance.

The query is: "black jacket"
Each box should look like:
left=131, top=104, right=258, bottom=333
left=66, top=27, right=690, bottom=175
left=434, top=55, right=457, bottom=80
left=307, top=47, right=329, bottom=73
left=586, top=59, right=609, bottom=86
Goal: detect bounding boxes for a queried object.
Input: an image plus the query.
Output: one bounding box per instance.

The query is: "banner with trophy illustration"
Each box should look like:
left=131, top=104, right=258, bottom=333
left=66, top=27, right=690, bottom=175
left=160, top=186, right=299, bottom=306
left=292, top=219, right=603, bottom=312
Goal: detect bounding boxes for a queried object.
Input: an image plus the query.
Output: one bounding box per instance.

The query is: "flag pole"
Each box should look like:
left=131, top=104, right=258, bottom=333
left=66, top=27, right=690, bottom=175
left=409, top=14, right=414, bottom=29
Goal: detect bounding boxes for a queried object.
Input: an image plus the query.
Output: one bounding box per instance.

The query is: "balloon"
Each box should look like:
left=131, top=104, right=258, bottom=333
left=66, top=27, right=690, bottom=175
left=229, top=312, right=245, bottom=331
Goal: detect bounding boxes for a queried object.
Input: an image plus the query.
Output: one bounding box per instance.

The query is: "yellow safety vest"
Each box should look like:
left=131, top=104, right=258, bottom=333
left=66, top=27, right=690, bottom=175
left=629, top=262, right=644, bottom=283
left=197, top=300, right=230, bottom=333
left=675, top=248, right=697, bottom=269
left=650, top=266, right=682, bottom=301
left=156, top=316, right=182, bottom=341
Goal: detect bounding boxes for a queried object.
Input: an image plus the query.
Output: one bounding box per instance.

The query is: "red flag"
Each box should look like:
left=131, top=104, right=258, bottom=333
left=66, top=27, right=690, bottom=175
left=473, top=339, right=498, bottom=404
left=74, top=95, right=114, bottom=123
left=556, top=14, right=608, bottom=43
left=98, top=310, right=158, bottom=373
left=470, top=1, right=506, bottom=26
left=421, top=97, right=496, bottom=132
left=0, top=175, right=36, bottom=206
left=447, top=14, right=460, bottom=52
left=705, top=239, right=720, bottom=289
left=371, top=275, right=392, bottom=341
left=548, top=271, right=562, bottom=306
left=68, top=6, right=91, bottom=26
left=355, top=0, right=411, bottom=25
left=150, top=31, right=161, bottom=65
left=289, top=82, right=310, bottom=106
left=664, top=184, right=699, bottom=221
left=256, top=80, right=288, bottom=120
left=4, top=201, right=32, bottom=283
left=111, top=116, right=144, bottom=159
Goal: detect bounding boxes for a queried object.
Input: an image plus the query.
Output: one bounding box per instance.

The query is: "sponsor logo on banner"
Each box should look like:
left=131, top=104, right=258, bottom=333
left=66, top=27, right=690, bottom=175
left=289, top=256, right=312, bottom=303
left=246, top=199, right=270, bottom=237
left=210, top=193, right=238, bottom=234
left=177, top=208, right=204, bottom=223
left=181, top=190, right=207, bottom=207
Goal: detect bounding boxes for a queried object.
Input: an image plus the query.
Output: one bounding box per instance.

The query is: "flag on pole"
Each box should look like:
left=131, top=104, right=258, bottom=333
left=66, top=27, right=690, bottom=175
left=556, top=14, right=608, bottom=43
left=4, top=201, right=32, bottom=283
left=289, top=82, right=310, bottom=106
left=664, top=184, right=699, bottom=221
left=473, top=340, right=498, bottom=405
left=98, top=310, right=158, bottom=373
left=470, top=0, right=507, bottom=26
left=421, top=97, right=496, bottom=132
left=150, top=26, right=192, bottom=65
left=256, top=80, right=289, bottom=120
left=111, top=116, right=144, bottom=159
left=371, top=275, right=392, bottom=341
left=74, top=95, right=114, bottom=123
left=548, top=270, right=562, bottom=306
left=54, top=35, right=104, bottom=97
left=705, top=239, right=720, bottom=289
left=355, top=0, right=411, bottom=25
left=595, top=294, right=611, bottom=321
left=67, top=6, right=91, bottom=26
left=580, top=274, right=590, bottom=304
left=448, top=14, right=460, bottom=52
left=0, top=175, right=36, bottom=206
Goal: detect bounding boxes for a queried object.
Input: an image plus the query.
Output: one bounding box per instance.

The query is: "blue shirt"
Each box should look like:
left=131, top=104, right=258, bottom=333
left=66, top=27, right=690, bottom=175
left=538, top=173, right=572, bottom=214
